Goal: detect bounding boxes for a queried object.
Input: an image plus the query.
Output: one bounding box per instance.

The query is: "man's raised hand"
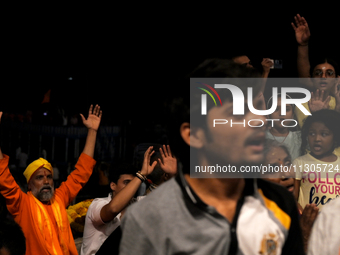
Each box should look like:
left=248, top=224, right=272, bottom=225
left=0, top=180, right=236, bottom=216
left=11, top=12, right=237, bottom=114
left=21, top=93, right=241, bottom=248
left=140, top=146, right=158, bottom=176
left=158, top=145, right=177, bottom=176
left=80, top=104, right=102, bottom=131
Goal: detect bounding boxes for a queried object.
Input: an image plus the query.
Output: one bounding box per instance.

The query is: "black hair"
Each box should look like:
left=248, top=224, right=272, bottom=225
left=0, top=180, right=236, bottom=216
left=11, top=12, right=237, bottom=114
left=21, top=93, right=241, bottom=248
left=148, top=152, right=165, bottom=185
left=95, top=161, right=110, bottom=177
left=108, top=160, right=138, bottom=184
left=165, top=58, right=262, bottom=172
left=310, top=57, right=340, bottom=77
left=0, top=219, right=26, bottom=255
left=187, top=58, right=261, bottom=80
left=300, top=109, right=340, bottom=155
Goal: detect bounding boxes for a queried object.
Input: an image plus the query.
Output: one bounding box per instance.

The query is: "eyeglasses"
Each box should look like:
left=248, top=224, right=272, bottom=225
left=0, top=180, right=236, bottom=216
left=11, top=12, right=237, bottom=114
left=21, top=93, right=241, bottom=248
left=313, top=69, right=335, bottom=77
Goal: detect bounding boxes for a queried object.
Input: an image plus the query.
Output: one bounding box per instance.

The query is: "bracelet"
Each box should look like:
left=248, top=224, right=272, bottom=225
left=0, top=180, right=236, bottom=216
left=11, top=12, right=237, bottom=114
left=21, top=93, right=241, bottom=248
left=138, top=171, right=147, bottom=181
left=298, top=43, right=308, bottom=46
left=136, top=171, right=147, bottom=182
left=135, top=174, right=144, bottom=182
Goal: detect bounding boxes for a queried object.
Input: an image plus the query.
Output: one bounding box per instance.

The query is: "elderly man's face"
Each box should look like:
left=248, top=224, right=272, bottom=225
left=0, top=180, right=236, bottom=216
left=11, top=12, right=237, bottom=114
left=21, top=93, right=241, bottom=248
left=28, top=167, right=55, bottom=202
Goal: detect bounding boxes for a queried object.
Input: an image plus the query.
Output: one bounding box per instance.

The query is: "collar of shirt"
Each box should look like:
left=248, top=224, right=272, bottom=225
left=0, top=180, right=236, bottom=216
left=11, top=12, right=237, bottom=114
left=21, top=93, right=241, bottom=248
left=175, top=167, right=258, bottom=210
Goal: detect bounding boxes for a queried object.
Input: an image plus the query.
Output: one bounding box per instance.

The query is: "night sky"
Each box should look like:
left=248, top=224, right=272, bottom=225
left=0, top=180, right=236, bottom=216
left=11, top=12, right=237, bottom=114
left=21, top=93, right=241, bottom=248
left=2, top=5, right=339, bottom=126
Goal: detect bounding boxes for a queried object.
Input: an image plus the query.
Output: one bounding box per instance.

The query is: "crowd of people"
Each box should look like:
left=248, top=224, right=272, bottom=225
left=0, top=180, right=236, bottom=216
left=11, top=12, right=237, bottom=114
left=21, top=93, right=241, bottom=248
left=1, top=13, right=340, bottom=255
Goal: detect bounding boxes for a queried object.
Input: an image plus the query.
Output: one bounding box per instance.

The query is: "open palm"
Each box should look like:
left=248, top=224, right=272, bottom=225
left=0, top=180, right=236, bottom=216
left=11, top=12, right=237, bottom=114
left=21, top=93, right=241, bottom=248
left=158, top=145, right=177, bottom=175
left=80, top=104, right=102, bottom=131
left=140, top=146, right=157, bottom=176
left=291, top=14, right=310, bottom=45
left=308, top=90, right=330, bottom=113
left=333, top=78, right=340, bottom=112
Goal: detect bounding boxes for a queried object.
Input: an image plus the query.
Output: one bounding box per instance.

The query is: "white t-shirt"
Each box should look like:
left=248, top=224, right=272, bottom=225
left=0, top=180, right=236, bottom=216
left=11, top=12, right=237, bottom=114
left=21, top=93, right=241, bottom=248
left=293, top=153, right=340, bottom=211
left=81, top=193, right=121, bottom=255
left=308, top=197, right=340, bottom=255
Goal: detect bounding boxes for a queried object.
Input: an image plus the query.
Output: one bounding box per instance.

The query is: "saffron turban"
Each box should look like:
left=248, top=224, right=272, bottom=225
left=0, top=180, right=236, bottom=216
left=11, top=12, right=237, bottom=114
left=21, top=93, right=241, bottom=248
left=23, top=158, right=53, bottom=183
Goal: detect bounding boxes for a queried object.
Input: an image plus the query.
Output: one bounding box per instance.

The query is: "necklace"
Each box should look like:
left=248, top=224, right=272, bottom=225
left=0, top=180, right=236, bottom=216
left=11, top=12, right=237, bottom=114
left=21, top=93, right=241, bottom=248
left=270, top=129, right=289, bottom=144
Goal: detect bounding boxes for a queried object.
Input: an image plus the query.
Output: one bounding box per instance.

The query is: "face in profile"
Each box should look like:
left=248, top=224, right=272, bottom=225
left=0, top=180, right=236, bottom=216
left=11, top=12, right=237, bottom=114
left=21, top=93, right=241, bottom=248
left=28, top=168, right=55, bottom=202
left=264, top=146, right=294, bottom=193
left=312, top=62, right=337, bottom=93
left=111, top=174, right=135, bottom=195
left=232, top=55, right=254, bottom=68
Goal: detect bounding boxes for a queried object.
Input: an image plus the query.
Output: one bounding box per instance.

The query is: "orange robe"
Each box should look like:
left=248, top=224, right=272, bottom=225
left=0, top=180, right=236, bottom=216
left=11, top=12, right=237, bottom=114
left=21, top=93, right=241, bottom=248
left=0, top=153, right=96, bottom=255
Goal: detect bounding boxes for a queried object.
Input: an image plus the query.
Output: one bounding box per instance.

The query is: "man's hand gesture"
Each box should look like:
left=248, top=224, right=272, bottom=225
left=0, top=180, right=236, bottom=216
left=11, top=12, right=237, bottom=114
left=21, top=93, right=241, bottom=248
left=140, top=146, right=158, bottom=176
left=158, top=145, right=177, bottom=176
left=80, top=104, right=102, bottom=131
left=291, top=14, right=311, bottom=46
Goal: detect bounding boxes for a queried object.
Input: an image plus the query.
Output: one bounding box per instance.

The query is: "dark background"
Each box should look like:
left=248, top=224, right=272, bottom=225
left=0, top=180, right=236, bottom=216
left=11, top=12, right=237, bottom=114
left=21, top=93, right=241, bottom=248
left=1, top=4, right=339, bottom=136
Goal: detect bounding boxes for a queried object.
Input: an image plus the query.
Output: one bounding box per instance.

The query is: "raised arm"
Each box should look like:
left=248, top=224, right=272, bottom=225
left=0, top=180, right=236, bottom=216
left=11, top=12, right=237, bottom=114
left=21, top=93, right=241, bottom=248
left=292, top=14, right=311, bottom=77
left=0, top=111, right=25, bottom=217
left=55, top=105, right=101, bottom=205
left=261, top=58, right=273, bottom=79
left=80, top=104, right=102, bottom=158
left=99, top=146, right=157, bottom=223
left=292, top=14, right=314, bottom=90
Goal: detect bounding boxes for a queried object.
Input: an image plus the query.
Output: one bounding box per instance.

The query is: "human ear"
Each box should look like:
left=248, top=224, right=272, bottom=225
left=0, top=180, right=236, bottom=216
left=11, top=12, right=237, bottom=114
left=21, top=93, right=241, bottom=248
left=180, top=122, right=205, bottom=149
left=163, top=173, right=169, bottom=181
left=27, top=183, right=31, bottom=191
left=110, top=182, right=116, bottom=192
left=110, top=182, right=117, bottom=197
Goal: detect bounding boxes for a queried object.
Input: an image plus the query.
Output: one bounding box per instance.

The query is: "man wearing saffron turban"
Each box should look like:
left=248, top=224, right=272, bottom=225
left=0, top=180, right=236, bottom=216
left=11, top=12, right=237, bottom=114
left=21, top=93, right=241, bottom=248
left=0, top=105, right=102, bottom=255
